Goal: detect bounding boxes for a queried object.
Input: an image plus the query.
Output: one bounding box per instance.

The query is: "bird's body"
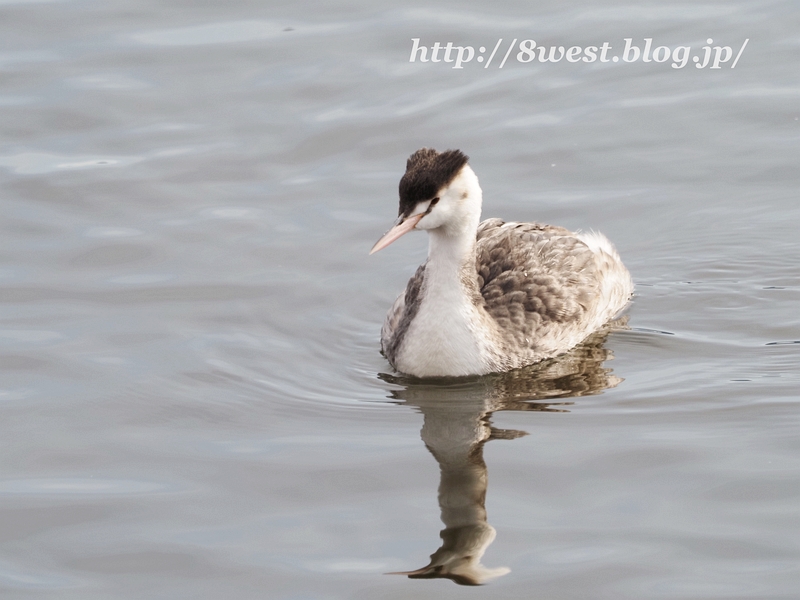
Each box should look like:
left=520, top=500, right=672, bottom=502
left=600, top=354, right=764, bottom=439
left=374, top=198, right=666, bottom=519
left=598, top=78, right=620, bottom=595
left=371, top=148, right=633, bottom=378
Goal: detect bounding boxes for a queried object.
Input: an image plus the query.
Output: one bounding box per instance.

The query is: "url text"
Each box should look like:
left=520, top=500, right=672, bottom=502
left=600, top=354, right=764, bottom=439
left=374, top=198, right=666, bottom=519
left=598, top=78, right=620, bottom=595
left=409, top=38, right=749, bottom=70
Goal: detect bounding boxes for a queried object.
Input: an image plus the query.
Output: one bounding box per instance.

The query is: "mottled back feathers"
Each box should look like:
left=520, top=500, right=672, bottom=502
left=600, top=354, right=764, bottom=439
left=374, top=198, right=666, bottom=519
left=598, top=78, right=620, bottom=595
left=474, top=218, right=599, bottom=356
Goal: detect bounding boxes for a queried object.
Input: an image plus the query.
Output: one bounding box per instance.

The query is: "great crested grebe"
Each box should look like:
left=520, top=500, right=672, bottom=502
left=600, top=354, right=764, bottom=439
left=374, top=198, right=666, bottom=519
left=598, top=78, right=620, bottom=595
left=371, top=148, right=633, bottom=378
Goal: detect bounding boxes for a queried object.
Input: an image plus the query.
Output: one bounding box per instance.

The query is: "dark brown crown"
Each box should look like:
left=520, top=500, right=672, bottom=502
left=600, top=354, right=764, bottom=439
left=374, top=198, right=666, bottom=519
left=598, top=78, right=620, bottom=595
left=398, top=148, right=469, bottom=217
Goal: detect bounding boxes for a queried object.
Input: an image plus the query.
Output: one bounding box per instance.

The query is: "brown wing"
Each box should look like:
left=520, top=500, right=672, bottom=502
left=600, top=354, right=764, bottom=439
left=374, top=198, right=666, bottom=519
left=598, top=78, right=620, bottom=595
left=381, top=262, right=426, bottom=365
left=475, top=218, right=600, bottom=352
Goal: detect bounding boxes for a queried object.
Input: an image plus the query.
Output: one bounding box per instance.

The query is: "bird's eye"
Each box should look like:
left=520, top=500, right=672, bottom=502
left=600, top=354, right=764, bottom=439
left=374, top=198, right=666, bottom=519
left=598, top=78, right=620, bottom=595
left=425, top=197, right=439, bottom=213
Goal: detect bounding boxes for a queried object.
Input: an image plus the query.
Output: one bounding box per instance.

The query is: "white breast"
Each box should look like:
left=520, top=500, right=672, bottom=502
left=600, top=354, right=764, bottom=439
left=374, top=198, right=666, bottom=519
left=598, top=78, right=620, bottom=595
left=394, top=264, right=491, bottom=377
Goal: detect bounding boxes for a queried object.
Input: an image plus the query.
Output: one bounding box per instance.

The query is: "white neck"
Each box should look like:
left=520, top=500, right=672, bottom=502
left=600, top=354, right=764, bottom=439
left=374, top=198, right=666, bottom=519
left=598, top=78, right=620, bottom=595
left=427, top=224, right=476, bottom=271
left=424, top=164, right=484, bottom=268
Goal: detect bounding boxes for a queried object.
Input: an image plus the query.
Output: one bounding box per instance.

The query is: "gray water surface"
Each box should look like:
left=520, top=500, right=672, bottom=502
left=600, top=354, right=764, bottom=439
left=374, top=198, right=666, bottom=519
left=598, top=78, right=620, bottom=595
left=1, top=0, right=799, bottom=598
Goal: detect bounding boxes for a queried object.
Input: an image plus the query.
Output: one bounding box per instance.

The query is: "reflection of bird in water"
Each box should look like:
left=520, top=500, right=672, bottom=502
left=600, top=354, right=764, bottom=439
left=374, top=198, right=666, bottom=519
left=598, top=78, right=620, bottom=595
left=384, top=323, right=626, bottom=585
left=371, top=148, right=633, bottom=378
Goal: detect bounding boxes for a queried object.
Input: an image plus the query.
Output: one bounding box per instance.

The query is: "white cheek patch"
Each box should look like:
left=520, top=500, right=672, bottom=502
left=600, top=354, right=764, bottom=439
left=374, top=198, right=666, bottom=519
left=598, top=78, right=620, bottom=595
left=410, top=200, right=431, bottom=216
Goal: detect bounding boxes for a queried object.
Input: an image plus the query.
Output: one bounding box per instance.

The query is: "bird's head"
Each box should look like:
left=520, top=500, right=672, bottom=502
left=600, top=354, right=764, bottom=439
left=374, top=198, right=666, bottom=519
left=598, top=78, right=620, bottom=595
left=370, top=148, right=483, bottom=254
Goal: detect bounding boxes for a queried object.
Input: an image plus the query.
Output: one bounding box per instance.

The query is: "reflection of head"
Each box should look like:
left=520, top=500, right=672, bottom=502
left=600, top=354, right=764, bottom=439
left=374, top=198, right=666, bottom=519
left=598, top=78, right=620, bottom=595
left=384, top=322, right=627, bottom=585
left=390, top=524, right=510, bottom=585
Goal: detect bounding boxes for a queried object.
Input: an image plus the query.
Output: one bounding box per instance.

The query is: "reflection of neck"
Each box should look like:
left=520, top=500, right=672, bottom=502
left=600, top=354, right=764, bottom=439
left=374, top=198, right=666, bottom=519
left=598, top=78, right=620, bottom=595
left=405, top=403, right=509, bottom=585
left=423, top=409, right=489, bottom=530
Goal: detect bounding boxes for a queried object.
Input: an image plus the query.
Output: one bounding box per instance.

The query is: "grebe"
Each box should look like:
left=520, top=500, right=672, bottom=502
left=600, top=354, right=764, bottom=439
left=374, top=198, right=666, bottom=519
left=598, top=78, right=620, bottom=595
left=371, top=148, right=633, bottom=378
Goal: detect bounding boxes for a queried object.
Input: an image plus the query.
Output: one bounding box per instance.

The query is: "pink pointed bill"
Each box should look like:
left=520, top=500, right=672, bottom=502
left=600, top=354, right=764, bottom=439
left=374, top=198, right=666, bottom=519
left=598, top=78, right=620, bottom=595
left=369, top=212, right=424, bottom=255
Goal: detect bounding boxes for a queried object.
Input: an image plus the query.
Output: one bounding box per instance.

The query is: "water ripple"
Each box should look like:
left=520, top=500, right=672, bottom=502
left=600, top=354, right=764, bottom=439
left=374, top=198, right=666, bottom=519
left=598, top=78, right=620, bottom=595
left=129, top=20, right=347, bottom=47
left=0, top=478, right=169, bottom=496
left=0, top=152, right=144, bottom=175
